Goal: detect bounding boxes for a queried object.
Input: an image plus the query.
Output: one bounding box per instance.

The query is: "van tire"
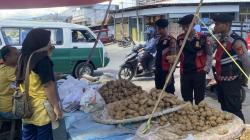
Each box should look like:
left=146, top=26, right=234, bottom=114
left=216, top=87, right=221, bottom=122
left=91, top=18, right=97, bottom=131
left=74, top=62, right=94, bottom=79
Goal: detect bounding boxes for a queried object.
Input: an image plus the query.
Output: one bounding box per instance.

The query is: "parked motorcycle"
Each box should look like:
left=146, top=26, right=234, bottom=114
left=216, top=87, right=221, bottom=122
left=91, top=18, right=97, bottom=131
left=117, top=36, right=135, bottom=48
left=118, top=45, right=155, bottom=80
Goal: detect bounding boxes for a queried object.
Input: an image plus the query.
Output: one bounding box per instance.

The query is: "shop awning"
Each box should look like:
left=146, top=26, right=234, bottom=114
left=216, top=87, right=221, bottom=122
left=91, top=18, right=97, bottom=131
left=0, top=0, right=107, bottom=9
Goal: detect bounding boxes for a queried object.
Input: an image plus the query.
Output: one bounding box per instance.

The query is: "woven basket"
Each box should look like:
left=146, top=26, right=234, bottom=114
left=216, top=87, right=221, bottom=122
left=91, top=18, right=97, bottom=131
left=135, top=113, right=245, bottom=140
left=91, top=103, right=188, bottom=125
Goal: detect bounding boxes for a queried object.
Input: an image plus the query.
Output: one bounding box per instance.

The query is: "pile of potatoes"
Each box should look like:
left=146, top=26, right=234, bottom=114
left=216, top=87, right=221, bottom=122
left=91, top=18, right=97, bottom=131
left=99, top=80, right=145, bottom=104
left=108, top=89, right=185, bottom=120
left=156, top=102, right=233, bottom=133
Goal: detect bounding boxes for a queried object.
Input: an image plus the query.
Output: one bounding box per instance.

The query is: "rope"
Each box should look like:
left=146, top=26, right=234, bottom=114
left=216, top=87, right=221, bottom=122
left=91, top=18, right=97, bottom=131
left=197, top=15, right=250, bottom=80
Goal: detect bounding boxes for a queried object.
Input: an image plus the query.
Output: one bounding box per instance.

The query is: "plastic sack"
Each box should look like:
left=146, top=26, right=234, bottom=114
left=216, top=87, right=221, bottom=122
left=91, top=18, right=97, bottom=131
left=57, top=75, right=89, bottom=112
left=80, top=88, right=105, bottom=113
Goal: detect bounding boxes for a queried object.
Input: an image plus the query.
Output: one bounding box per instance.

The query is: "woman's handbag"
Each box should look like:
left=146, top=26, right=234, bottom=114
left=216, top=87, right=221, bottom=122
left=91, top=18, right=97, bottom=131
left=12, top=54, right=34, bottom=118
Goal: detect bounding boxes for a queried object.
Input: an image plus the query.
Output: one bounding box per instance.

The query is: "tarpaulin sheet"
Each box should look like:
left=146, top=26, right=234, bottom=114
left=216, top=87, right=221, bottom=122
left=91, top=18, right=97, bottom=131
left=0, top=0, right=107, bottom=9
left=64, top=111, right=137, bottom=140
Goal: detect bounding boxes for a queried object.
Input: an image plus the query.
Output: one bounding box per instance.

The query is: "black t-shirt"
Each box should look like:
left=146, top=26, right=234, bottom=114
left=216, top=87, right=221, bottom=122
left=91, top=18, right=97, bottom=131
left=33, top=56, right=55, bottom=84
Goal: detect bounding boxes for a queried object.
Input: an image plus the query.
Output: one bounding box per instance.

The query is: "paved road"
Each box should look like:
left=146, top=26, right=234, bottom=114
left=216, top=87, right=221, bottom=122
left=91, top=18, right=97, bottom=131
left=96, top=43, right=250, bottom=123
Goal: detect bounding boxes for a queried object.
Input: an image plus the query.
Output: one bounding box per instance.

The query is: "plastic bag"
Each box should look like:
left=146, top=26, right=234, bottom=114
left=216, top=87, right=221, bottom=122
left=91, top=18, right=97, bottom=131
left=57, top=75, right=89, bottom=112
left=80, top=88, right=105, bottom=113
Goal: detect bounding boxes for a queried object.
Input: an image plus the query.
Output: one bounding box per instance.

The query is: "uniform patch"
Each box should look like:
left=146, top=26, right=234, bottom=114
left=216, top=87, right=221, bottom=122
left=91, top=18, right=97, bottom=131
left=163, top=40, right=167, bottom=45
left=236, top=46, right=244, bottom=55
left=206, top=38, right=211, bottom=45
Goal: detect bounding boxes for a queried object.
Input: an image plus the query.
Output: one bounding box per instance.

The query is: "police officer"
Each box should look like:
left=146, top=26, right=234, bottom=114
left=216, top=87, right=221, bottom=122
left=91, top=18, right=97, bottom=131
left=177, top=14, right=213, bottom=105
left=212, top=13, right=250, bottom=122
left=154, top=19, right=177, bottom=94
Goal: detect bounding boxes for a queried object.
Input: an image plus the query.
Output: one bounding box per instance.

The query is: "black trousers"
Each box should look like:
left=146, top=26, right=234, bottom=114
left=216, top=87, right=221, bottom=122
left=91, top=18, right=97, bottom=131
left=180, top=72, right=206, bottom=105
left=217, top=78, right=245, bottom=122
left=140, top=52, right=153, bottom=71
left=155, top=70, right=175, bottom=94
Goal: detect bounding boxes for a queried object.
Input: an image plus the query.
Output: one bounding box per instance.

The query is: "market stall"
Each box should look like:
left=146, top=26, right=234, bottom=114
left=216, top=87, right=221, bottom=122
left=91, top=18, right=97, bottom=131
left=0, top=0, right=250, bottom=140
left=56, top=75, right=250, bottom=140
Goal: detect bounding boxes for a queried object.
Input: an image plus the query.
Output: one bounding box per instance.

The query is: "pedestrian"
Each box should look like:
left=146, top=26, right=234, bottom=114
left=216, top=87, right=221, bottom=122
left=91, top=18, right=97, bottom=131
left=154, top=19, right=177, bottom=94
left=0, top=45, right=19, bottom=119
left=177, top=14, right=213, bottom=105
left=212, top=13, right=250, bottom=122
left=16, top=29, right=63, bottom=140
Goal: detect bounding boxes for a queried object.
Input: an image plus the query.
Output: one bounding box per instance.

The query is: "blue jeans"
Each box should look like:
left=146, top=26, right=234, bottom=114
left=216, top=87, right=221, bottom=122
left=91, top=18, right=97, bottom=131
left=22, top=123, right=53, bottom=140
left=0, top=112, right=19, bottom=119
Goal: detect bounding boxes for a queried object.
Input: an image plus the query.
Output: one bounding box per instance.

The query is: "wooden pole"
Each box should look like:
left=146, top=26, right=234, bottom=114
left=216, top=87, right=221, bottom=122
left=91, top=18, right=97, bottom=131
left=87, top=0, right=112, bottom=63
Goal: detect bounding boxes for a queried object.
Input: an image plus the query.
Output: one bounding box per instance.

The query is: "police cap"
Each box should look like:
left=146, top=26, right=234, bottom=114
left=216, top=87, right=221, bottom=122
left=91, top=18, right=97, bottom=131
left=212, top=13, right=233, bottom=23
left=178, top=14, right=194, bottom=25
left=155, top=19, right=169, bottom=28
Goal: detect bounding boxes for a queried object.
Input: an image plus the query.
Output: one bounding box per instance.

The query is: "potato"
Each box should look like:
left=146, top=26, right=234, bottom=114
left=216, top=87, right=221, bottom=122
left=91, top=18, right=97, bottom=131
left=147, top=99, right=155, bottom=106
left=210, top=121, right=217, bottom=127
left=206, top=110, right=212, bottom=117
left=216, top=117, right=223, bottom=124
left=193, top=105, right=199, bottom=111
left=199, top=108, right=204, bottom=113
left=126, top=109, right=135, bottom=115
left=224, top=113, right=233, bottom=120
left=180, top=125, right=187, bottom=131
left=209, top=116, right=217, bottom=121
left=133, top=112, right=140, bottom=117
left=160, top=116, right=168, bottom=122
left=169, top=100, right=177, bottom=106
left=201, top=112, right=207, bottom=117
left=199, top=120, right=205, bottom=127
left=139, top=110, right=146, bottom=116
left=165, top=102, right=171, bottom=108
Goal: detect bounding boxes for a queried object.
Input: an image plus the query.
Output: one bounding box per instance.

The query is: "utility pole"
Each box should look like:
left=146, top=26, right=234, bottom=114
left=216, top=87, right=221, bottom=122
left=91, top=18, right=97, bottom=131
left=136, top=0, right=140, bottom=41
left=121, top=1, right=125, bottom=39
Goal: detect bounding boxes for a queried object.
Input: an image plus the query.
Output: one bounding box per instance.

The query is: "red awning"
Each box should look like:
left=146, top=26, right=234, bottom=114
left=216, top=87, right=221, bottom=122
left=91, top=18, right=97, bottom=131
left=0, top=0, right=108, bottom=9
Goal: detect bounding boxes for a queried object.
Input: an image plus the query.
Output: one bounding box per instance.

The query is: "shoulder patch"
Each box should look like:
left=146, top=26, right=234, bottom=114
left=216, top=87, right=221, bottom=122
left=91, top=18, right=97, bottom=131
left=236, top=45, right=244, bottom=55
left=163, top=40, right=168, bottom=45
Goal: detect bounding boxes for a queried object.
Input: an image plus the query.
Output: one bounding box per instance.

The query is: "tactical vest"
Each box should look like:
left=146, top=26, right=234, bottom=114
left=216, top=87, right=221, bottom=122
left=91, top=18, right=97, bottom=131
left=177, top=32, right=207, bottom=74
left=156, top=35, right=175, bottom=71
left=215, top=33, right=247, bottom=81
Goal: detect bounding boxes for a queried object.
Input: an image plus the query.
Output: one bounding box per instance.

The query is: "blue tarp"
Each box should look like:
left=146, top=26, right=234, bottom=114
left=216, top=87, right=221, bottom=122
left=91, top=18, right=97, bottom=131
left=64, top=111, right=137, bottom=140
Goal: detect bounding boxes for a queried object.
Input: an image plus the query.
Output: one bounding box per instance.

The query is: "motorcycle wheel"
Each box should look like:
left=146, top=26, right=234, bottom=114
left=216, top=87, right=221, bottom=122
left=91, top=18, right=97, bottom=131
left=118, top=66, right=134, bottom=80
left=240, top=86, right=246, bottom=103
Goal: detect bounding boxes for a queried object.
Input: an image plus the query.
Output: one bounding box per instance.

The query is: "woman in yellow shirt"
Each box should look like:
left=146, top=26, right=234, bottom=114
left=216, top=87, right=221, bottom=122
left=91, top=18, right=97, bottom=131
left=16, top=29, right=63, bottom=140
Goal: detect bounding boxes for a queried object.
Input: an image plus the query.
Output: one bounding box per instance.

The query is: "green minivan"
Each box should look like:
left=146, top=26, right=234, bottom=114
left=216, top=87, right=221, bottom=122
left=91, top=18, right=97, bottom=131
left=0, top=20, right=110, bottom=78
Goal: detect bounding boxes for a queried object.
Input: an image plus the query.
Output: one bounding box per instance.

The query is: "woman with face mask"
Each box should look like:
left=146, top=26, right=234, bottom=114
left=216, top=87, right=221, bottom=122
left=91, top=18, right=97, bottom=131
left=16, top=28, right=63, bottom=140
